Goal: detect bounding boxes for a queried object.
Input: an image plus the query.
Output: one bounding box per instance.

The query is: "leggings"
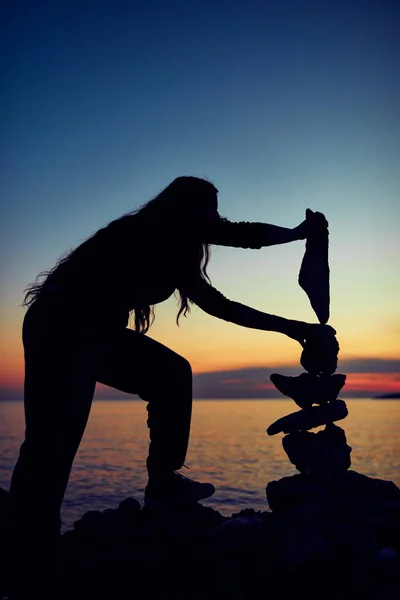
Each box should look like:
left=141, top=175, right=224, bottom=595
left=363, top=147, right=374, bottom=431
left=9, top=296, right=193, bottom=528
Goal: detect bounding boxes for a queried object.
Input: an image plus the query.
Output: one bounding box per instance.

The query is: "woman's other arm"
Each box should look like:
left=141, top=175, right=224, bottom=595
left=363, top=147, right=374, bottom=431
left=184, top=279, right=333, bottom=346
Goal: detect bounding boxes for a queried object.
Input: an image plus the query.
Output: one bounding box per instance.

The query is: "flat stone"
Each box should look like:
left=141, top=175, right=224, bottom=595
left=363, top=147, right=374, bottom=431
left=282, top=423, right=352, bottom=474
left=270, top=372, right=346, bottom=408
left=266, top=399, right=348, bottom=436
left=298, top=209, right=330, bottom=324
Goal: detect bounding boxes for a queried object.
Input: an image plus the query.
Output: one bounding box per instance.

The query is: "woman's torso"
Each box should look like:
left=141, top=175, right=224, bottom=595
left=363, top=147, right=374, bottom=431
left=32, top=215, right=183, bottom=332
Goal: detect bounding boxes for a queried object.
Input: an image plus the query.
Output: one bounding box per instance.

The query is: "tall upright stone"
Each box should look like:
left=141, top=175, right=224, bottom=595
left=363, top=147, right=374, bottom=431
left=298, top=208, right=330, bottom=324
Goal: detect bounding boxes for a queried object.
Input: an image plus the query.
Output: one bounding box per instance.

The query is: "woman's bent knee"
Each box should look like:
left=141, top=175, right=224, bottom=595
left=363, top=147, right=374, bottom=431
left=179, top=355, right=192, bottom=377
left=175, top=355, right=192, bottom=380
left=161, top=354, right=192, bottom=392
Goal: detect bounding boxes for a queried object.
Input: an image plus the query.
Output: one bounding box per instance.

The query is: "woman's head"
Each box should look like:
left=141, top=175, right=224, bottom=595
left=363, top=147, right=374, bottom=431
left=135, top=176, right=219, bottom=229
left=130, top=177, right=217, bottom=332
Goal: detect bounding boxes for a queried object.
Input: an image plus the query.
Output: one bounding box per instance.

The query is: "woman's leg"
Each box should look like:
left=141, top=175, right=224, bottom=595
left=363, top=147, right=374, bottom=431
left=8, top=301, right=109, bottom=597
left=96, top=328, right=193, bottom=477
left=9, top=303, right=107, bottom=529
left=96, top=328, right=215, bottom=504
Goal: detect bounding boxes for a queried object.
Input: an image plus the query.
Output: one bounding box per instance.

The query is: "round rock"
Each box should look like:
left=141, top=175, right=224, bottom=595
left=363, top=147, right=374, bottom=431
left=300, top=328, right=339, bottom=376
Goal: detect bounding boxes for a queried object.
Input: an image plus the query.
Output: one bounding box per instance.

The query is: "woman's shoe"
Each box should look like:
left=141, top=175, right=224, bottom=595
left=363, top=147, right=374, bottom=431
left=144, top=470, right=215, bottom=508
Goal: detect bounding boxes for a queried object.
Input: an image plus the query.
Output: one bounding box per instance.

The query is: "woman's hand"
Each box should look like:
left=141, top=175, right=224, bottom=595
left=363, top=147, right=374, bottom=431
left=286, top=320, right=337, bottom=348
left=292, top=209, right=329, bottom=241
left=285, top=320, right=340, bottom=377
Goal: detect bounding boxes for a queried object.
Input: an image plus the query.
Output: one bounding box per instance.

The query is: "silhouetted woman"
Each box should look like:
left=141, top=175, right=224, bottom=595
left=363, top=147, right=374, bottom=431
left=10, top=176, right=331, bottom=538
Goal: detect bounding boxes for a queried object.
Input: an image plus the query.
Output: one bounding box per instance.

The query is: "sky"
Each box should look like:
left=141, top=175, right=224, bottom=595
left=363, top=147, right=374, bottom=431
left=1, top=0, right=399, bottom=399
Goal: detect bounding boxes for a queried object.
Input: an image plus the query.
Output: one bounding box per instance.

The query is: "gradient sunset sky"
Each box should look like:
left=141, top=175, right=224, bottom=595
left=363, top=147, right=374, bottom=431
left=1, top=0, right=399, bottom=399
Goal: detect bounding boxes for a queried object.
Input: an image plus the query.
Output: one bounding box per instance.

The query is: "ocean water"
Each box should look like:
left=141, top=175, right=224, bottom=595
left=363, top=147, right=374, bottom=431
left=1, top=399, right=399, bottom=532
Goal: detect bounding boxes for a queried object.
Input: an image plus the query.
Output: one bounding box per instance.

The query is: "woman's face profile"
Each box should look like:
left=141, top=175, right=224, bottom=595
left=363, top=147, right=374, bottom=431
left=202, top=191, right=219, bottom=222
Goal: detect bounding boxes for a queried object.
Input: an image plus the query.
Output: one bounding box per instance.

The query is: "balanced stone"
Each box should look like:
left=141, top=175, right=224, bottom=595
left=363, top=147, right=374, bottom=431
left=300, top=327, right=339, bottom=376
left=269, top=373, right=346, bottom=409
left=266, top=399, right=348, bottom=436
left=282, top=423, right=352, bottom=475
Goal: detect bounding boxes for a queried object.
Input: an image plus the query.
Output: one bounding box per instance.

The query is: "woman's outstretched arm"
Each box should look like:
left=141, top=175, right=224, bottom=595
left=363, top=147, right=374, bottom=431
left=204, top=213, right=327, bottom=249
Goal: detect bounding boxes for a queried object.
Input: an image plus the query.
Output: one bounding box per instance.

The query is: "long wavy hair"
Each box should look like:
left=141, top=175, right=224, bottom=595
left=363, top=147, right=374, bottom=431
left=22, top=176, right=218, bottom=334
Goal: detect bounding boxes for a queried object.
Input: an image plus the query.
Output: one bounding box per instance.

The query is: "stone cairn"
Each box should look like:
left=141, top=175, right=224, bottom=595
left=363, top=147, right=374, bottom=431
left=266, top=209, right=352, bottom=477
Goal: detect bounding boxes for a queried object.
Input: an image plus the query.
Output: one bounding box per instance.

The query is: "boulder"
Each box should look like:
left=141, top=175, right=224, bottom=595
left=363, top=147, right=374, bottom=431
left=266, top=470, right=400, bottom=574
left=266, top=470, right=400, bottom=522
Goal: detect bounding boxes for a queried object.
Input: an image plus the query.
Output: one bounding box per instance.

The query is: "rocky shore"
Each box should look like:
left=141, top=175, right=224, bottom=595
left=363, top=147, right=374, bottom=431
left=1, top=471, right=400, bottom=600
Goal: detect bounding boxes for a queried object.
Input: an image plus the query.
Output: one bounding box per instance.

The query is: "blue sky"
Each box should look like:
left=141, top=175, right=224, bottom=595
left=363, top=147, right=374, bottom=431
left=1, top=0, right=399, bottom=396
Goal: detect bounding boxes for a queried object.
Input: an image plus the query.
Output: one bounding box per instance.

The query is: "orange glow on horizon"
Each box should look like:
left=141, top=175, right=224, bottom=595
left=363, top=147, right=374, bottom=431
left=343, top=372, right=400, bottom=393
left=2, top=371, right=399, bottom=397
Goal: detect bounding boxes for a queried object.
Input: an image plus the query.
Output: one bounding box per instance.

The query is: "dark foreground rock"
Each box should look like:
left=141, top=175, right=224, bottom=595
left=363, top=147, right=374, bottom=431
left=1, top=471, right=400, bottom=600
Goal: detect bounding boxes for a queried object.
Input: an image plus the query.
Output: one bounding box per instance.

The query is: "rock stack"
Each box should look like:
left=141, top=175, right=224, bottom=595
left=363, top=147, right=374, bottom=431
left=266, top=208, right=351, bottom=477
left=267, top=339, right=350, bottom=476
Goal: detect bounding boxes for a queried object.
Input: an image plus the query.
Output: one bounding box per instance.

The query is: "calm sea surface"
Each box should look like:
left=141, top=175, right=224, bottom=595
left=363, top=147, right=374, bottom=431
left=1, top=399, right=399, bottom=532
